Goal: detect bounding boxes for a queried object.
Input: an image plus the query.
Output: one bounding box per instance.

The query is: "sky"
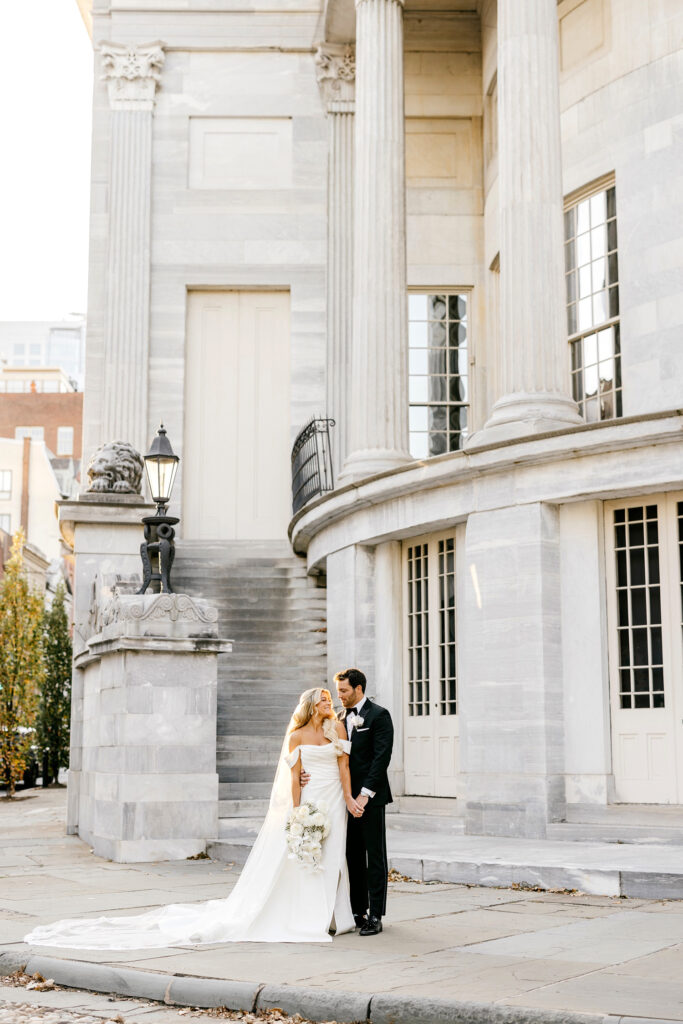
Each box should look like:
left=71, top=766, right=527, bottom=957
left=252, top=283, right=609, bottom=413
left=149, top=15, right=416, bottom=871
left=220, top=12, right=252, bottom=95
left=0, top=1, right=93, bottom=321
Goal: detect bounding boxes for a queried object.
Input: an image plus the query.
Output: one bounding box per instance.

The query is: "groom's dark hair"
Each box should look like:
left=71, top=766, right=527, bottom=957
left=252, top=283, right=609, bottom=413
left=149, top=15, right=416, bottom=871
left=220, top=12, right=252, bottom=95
left=335, top=668, right=366, bottom=693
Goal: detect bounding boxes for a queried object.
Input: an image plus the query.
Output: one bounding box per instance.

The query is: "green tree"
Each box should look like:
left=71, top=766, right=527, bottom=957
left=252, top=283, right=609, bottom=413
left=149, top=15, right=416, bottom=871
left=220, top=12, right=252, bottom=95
left=0, top=530, right=45, bottom=798
left=38, top=583, right=72, bottom=787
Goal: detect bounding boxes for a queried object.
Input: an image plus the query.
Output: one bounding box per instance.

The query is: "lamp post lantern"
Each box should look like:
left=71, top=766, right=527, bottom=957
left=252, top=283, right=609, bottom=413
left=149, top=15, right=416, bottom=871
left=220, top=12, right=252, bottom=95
left=138, top=424, right=180, bottom=594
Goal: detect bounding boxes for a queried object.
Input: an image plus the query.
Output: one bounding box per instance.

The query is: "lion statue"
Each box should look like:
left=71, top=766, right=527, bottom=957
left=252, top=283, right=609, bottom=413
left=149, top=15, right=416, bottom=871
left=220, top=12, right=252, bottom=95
left=86, top=441, right=144, bottom=494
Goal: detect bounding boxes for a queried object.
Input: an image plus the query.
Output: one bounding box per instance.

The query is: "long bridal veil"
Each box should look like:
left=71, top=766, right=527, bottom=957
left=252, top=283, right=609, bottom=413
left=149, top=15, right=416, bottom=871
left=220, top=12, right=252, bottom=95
left=24, top=721, right=300, bottom=949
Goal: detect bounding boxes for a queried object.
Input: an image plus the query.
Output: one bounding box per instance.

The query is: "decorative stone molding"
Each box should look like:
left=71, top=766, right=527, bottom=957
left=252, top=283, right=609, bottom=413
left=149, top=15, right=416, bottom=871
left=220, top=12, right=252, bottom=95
left=86, top=440, right=144, bottom=494
left=100, top=42, right=165, bottom=111
left=102, top=592, right=219, bottom=628
left=315, top=43, right=355, bottom=110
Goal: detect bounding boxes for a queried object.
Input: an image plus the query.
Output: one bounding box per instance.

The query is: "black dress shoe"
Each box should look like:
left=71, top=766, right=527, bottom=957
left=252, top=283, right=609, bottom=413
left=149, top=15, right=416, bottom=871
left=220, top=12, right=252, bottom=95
left=354, top=914, right=368, bottom=930
left=359, top=914, right=382, bottom=936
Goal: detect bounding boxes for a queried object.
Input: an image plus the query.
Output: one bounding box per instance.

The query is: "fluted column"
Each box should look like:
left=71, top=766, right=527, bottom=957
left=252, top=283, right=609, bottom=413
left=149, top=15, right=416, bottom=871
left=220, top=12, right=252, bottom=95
left=339, top=0, right=411, bottom=482
left=315, top=45, right=355, bottom=480
left=478, top=0, right=581, bottom=443
left=100, top=43, right=164, bottom=454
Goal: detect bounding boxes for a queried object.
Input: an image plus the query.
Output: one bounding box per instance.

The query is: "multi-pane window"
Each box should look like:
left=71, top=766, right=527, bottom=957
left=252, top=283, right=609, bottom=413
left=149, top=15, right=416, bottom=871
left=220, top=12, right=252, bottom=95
left=407, top=543, right=429, bottom=716
left=15, top=426, right=45, bottom=442
left=438, top=538, right=457, bottom=716
left=0, top=471, right=11, bottom=500
left=564, top=185, right=622, bottom=421
left=57, top=426, right=74, bottom=456
left=613, top=505, right=664, bottom=709
left=408, top=293, right=469, bottom=459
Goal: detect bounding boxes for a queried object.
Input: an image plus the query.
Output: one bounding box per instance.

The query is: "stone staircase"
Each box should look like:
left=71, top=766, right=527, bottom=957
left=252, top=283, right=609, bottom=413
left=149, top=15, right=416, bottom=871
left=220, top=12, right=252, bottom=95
left=172, top=540, right=328, bottom=821
left=547, top=802, right=683, bottom=846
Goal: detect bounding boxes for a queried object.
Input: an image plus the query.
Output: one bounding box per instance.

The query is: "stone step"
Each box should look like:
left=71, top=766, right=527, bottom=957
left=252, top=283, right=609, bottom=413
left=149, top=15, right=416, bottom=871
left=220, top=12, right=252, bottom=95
left=393, top=795, right=463, bottom=816
left=384, top=812, right=465, bottom=835
left=217, top=736, right=285, bottom=752
left=219, top=781, right=273, bottom=799
left=218, top=816, right=265, bottom=839
left=219, top=764, right=278, bottom=783
left=217, top=748, right=281, bottom=764
left=207, top=828, right=683, bottom=898
left=547, top=822, right=683, bottom=846
left=218, top=798, right=269, bottom=818
left=564, top=802, right=683, bottom=826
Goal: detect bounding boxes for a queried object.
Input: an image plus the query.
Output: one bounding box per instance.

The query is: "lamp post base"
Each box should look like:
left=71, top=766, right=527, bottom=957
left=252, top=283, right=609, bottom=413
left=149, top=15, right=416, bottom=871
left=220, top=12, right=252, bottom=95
left=138, top=513, right=179, bottom=594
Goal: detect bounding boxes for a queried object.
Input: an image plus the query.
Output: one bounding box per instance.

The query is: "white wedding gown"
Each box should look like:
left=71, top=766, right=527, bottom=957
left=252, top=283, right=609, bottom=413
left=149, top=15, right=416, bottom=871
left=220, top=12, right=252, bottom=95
left=24, top=739, right=355, bottom=948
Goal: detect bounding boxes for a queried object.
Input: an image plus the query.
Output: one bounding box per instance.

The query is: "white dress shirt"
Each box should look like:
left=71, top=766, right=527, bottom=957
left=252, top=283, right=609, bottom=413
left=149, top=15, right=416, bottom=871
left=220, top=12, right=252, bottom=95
left=345, top=696, right=375, bottom=799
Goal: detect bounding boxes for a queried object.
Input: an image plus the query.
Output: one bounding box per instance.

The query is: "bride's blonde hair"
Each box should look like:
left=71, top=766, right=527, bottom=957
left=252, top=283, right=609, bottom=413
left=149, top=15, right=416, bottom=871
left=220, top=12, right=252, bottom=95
left=288, top=687, right=346, bottom=755
left=289, top=687, right=334, bottom=732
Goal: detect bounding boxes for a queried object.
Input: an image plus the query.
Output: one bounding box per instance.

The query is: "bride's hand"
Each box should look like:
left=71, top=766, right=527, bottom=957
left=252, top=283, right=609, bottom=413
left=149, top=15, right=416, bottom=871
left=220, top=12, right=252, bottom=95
left=346, top=795, right=364, bottom=817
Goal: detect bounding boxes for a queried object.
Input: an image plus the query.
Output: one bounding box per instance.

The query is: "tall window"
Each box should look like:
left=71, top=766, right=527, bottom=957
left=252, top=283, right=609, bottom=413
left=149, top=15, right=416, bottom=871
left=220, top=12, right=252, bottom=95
left=57, top=426, right=74, bottom=456
left=408, top=293, right=469, bottom=459
left=0, top=514, right=10, bottom=533
left=613, top=505, right=663, bottom=709
left=406, top=542, right=429, bottom=716
left=438, top=538, right=457, bottom=716
left=564, top=183, right=621, bottom=421
left=0, top=471, right=11, bottom=500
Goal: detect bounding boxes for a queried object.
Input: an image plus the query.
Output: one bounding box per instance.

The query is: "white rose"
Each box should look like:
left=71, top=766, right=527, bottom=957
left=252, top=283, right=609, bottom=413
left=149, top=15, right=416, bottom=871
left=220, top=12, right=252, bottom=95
left=310, top=813, right=325, bottom=827
left=290, top=822, right=304, bottom=836
left=299, top=804, right=311, bottom=817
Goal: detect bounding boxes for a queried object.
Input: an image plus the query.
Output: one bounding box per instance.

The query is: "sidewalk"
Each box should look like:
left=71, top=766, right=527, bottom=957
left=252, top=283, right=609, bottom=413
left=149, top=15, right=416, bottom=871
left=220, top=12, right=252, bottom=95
left=2, top=790, right=683, bottom=1023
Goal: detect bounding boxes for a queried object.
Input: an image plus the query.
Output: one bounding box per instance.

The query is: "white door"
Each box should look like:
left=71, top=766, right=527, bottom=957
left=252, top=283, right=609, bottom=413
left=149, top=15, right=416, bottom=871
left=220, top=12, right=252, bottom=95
left=184, top=290, right=291, bottom=540
left=403, top=533, right=460, bottom=797
left=605, top=494, right=683, bottom=803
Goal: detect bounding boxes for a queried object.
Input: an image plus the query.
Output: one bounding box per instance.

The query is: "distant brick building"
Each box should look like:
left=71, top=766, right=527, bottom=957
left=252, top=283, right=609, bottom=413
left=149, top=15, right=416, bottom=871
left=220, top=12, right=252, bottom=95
left=0, top=367, right=83, bottom=461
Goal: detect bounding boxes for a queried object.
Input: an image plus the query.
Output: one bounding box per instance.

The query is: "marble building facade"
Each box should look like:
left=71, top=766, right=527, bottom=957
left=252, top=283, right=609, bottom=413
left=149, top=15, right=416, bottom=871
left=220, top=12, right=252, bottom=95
left=78, top=0, right=683, bottom=841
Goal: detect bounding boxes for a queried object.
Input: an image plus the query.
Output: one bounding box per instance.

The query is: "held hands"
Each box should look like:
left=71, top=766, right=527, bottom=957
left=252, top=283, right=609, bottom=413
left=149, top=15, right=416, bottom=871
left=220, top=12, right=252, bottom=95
left=346, top=794, right=364, bottom=818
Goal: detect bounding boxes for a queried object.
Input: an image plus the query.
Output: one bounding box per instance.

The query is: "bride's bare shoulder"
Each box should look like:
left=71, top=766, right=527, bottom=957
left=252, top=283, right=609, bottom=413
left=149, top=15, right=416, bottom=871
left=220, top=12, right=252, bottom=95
left=288, top=728, right=304, bottom=750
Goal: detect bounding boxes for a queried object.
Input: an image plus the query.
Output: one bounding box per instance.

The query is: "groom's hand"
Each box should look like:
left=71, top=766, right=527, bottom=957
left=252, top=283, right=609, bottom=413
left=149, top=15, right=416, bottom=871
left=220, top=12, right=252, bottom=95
left=356, top=794, right=369, bottom=811
left=300, top=769, right=311, bottom=788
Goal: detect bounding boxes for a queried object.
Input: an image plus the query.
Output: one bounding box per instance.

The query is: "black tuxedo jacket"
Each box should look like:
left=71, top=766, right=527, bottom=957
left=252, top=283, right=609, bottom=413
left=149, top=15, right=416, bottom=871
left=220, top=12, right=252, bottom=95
left=341, top=699, right=394, bottom=806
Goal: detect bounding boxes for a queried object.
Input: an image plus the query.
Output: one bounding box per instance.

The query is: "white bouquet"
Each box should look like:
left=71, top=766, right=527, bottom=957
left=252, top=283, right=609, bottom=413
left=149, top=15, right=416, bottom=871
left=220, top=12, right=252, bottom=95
left=285, top=799, right=331, bottom=871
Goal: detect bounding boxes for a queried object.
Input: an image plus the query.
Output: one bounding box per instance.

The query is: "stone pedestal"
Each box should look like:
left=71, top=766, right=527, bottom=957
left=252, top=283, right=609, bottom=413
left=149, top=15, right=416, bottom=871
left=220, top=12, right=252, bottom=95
left=59, top=494, right=154, bottom=835
left=473, top=0, right=581, bottom=445
left=459, top=503, right=565, bottom=837
left=340, top=0, right=412, bottom=481
left=74, top=593, right=230, bottom=862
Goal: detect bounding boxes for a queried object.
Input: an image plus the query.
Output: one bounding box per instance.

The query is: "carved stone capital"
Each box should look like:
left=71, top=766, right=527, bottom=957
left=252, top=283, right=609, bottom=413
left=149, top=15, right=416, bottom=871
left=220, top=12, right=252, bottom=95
left=315, top=44, right=355, bottom=111
left=100, top=42, right=165, bottom=111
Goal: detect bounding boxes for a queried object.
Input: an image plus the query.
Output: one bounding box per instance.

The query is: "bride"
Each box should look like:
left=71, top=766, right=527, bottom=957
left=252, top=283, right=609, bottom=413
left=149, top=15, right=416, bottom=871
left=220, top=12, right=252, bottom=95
left=24, top=688, right=363, bottom=948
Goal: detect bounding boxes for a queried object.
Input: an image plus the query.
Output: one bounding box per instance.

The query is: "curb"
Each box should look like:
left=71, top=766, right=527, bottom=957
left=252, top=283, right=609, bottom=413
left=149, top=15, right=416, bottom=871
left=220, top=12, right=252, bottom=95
left=1, top=952, right=679, bottom=1024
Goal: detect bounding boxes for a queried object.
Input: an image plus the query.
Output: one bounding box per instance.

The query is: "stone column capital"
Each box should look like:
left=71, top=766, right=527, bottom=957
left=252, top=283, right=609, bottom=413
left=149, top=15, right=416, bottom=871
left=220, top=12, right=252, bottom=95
left=315, top=43, right=355, bottom=111
left=100, top=42, right=165, bottom=111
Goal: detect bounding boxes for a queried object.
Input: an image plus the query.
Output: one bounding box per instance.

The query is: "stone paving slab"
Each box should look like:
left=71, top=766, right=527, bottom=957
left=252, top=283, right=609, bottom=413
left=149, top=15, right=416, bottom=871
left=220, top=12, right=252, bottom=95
left=2, top=790, right=683, bottom=1023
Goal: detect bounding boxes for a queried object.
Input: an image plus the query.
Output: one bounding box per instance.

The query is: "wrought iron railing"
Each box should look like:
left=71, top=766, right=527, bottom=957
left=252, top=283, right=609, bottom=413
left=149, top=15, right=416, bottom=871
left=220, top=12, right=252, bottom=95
left=291, top=418, right=335, bottom=514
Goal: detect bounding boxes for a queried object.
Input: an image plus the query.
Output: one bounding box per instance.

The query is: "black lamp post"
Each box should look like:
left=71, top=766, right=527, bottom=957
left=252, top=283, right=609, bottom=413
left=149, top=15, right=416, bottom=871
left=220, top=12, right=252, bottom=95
left=138, top=424, right=180, bottom=595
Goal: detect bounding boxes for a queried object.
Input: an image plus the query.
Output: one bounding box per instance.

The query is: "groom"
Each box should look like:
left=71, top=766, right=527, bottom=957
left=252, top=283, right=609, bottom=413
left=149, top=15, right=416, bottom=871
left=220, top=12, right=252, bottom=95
left=335, top=667, right=394, bottom=936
